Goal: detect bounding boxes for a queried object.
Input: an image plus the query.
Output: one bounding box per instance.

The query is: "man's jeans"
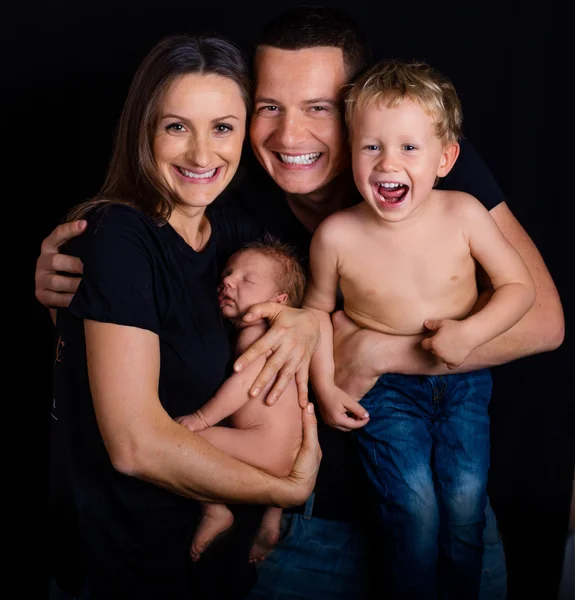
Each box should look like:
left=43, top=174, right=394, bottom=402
left=246, top=494, right=506, bottom=600
left=354, top=370, right=493, bottom=600
left=245, top=494, right=376, bottom=599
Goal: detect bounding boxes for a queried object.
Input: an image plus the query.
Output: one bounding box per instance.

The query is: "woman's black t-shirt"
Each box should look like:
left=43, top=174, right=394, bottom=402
left=54, top=202, right=261, bottom=599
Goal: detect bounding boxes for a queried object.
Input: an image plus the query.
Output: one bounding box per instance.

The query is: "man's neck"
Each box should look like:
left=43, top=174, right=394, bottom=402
left=285, top=171, right=355, bottom=233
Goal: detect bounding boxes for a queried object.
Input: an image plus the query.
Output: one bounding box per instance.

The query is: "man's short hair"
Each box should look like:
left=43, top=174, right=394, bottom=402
left=239, top=232, right=307, bottom=308
left=255, top=6, right=372, bottom=80
left=345, top=59, right=463, bottom=144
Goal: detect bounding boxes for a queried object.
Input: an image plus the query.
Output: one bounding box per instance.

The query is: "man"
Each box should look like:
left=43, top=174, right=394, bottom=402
left=36, top=7, right=564, bottom=599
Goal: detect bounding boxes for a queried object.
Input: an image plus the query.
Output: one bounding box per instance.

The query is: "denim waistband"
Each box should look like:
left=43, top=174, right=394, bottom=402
left=286, top=489, right=364, bottom=522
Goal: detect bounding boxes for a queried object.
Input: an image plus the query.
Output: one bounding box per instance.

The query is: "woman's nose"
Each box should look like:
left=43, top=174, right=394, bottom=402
left=186, top=135, right=211, bottom=167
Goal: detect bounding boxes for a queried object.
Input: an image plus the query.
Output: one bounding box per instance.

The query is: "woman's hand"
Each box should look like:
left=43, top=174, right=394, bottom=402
left=233, top=303, right=320, bottom=408
left=35, top=220, right=87, bottom=309
left=273, top=403, right=322, bottom=508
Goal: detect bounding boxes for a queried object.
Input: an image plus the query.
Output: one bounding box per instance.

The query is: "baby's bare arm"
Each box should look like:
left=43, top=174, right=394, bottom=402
left=176, top=356, right=268, bottom=429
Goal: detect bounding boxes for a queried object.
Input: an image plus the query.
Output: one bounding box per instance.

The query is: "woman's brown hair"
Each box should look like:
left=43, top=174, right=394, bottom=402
left=67, top=33, right=251, bottom=223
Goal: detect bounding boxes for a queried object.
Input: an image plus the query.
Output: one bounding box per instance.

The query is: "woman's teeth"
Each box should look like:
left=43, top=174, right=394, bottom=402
left=178, top=167, right=216, bottom=178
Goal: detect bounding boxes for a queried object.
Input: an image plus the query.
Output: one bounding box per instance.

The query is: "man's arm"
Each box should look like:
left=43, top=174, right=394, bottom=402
left=234, top=303, right=319, bottom=408
left=481, top=201, right=565, bottom=356
left=333, top=202, right=564, bottom=389
left=35, top=220, right=87, bottom=320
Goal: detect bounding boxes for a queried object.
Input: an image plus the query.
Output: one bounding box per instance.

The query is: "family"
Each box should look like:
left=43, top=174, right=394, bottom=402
left=36, top=6, right=564, bottom=600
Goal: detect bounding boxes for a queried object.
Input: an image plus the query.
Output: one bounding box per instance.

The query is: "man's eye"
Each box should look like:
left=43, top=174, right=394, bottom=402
left=260, top=105, right=278, bottom=112
left=310, top=106, right=327, bottom=112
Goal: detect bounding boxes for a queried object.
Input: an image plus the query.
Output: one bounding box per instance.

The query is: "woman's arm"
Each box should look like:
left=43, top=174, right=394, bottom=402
left=34, top=219, right=320, bottom=409
left=86, top=319, right=321, bottom=507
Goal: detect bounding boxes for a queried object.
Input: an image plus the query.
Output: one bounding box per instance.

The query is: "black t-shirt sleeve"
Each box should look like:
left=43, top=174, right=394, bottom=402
left=440, top=138, right=506, bottom=211
left=68, top=204, right=165, bottom=334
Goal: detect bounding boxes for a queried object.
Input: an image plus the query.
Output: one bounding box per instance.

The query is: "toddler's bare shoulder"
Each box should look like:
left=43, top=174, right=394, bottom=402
left=440, top=190, right=489, bottom=219
left=317, top=208, right=362, bottom=236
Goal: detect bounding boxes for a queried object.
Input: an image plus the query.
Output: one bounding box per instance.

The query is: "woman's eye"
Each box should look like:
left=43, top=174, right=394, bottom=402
left=215, top=124, right=233, bottom=133
left=166, top=123, right=185, bottom=132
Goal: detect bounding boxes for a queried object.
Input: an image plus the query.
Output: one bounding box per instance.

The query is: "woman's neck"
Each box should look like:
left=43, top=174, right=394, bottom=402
left=168, top=207, right=210, bottom=251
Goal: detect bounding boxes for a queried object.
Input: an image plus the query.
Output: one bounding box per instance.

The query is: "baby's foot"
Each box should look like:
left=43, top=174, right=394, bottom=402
left=190, top=508, right=234, bottom=562
left=248, top=520, right=281, bottom=563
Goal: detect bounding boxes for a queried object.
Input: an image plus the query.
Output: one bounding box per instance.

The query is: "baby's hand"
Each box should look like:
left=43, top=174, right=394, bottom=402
left=175, top=410, right=210, bottom=432
left=420, top=319, right=477, bottom=369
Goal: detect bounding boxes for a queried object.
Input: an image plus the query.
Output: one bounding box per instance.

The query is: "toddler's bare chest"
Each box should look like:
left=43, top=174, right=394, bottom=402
left=339, top=229, right=474, bottom=299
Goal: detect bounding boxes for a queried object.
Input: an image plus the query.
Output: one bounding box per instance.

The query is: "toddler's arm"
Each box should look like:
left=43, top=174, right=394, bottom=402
left=304, top=221, right=370, bottom=431
left=422, top=196, right=536, bottom=368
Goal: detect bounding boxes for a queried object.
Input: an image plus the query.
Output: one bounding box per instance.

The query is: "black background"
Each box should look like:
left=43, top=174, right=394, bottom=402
left=2, top=1, right=571, bottom=598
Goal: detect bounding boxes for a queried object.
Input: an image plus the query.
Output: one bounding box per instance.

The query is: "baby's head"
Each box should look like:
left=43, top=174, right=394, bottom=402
left=218, top=233, right=306, bottom=325
left=343, top=60, right=462, bottom=219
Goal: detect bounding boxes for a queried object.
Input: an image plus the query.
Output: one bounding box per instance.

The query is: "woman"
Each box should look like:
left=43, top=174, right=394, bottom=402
left=53, top=33, right=321, bottom=599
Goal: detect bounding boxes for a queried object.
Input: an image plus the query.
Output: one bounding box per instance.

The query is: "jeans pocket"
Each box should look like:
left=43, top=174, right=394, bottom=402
left=274, top=512, right=298, bottom=547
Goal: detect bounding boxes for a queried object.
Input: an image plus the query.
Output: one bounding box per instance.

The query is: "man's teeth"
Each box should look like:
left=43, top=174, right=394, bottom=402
left=278, top=152, right=321, bottom=165
left=179, top=167, right=216, bottom=179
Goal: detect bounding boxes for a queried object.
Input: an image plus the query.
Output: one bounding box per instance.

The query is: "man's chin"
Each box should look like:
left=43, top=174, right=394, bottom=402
left=271, top=174, right=327, bottom=196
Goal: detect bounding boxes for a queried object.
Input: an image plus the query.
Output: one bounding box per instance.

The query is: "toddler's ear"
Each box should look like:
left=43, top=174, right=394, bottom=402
left=274, top=293, right=289, bottom=305
left=437, top=141, right=460, bottom=178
